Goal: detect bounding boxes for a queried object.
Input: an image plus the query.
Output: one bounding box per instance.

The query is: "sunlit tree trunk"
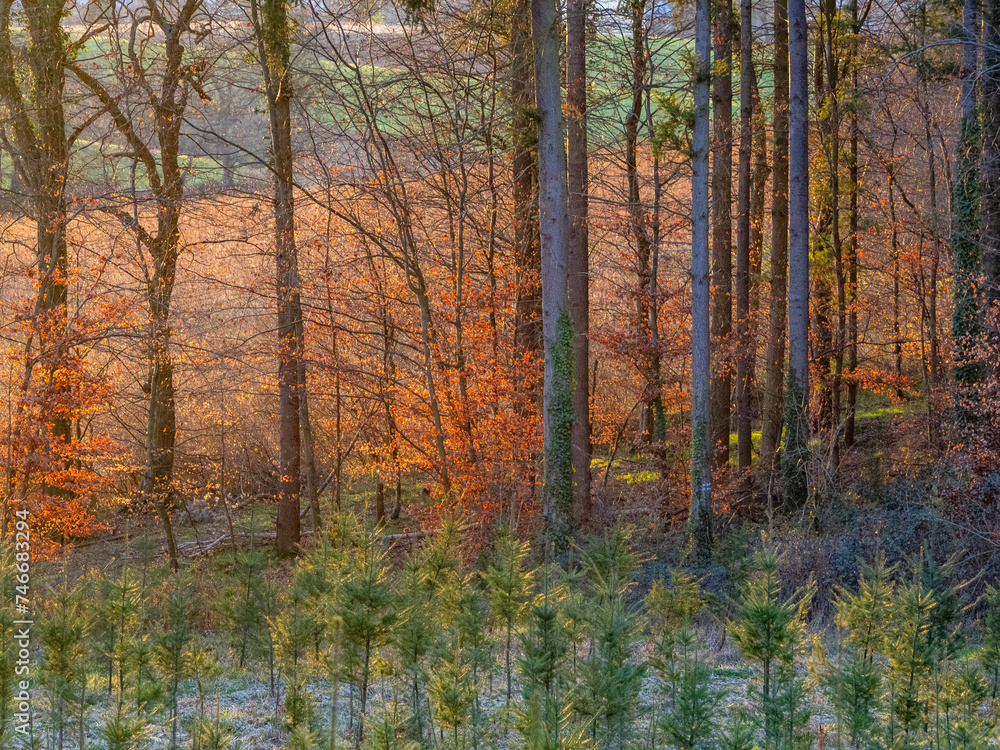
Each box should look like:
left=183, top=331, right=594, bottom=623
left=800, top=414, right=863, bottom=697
left=254, top=0, right=302, bottom=554
left=0, top=0, right=72, bottom=505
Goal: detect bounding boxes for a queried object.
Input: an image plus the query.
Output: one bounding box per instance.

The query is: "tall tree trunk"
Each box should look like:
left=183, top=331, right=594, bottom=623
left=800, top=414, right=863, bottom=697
left=0, top=0, right=72, bottom=495
left=748, top=73, right=770, bottom=438
left=297, top=319, right=321, bottom=531
left=735, top=0, right=753, bottom=473
left=890, top=179, right=903, bottom=396
left=783, top=0, right=811, bottom=508
left=822, top=0, right=844, bottom=469
left=512, top=0, right=542, bottom=413
left=920, top=57, right=943, bottom=446
left=845, top=0, right=861, bottom=445
left=761, top=0, right=789, bottom=476
left=710, top=0, right=734, bottom=470
left=67, top=0, right=202, bottom=571
left=567, top=0, right=591, bottom=523
left=761, top=0, right=789, bottom=473
left=690, top=0, right=713, bottom=555
left=952, top=0, right=982, bottom=411
left=626, top=0, right=657, bottom=445
left=983, top=0, right=1000, bottom=377
left=532, top=0, right=574, bottom=551
left=256, top=0, right=302, bottom=555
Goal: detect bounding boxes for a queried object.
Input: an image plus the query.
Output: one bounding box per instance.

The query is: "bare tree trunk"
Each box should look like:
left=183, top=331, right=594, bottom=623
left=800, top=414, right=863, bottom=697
left=711, top=0, right=734, bottom=470
left=845, top=0, right=861, bottom=445
left=735, top=0, right=753, bottom=473
left=254, top=0, right=301, bottom=554
left=822, top=0, right=844, bottom=469
left=919, top=12, right=943, bottom=445
left=890, top=179, right=903, bottom=395
left=984, top=0, right=1000, bottom=377
left=533, top=0, right=574, bottom=550
left=761, top=0, right=789, bottom=473
left=690, top=0, right=713, bottom=555
left=297, top=322, right=321, bottom=531
left=67, top=0, right=202, bottom=571
left=0, top=0, right=72, bottom=496
left=567, top=0, right=591, bottom=523
left=952, top=0, right=982, bottom=409
left=512, top=0, right=542, bottom=413
left=784, top=0, right=811, bottom=508
left=748, top=72, right=770, bottom=443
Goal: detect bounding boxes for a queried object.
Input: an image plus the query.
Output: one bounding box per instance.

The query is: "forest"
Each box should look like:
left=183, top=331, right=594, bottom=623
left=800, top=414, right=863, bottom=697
left=2, top=0, right=1000, bottom=745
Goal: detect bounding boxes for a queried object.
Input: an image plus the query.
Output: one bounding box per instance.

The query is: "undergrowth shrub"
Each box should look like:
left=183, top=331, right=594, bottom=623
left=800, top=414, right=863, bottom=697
left=15, top=510, right=1000, bottom=750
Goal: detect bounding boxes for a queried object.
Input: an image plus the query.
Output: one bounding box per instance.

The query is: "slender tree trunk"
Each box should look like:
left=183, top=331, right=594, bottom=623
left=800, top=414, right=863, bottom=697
left=532, top=0, right=574, bottom=550
left=567, top=0, right=591, bottom=523
left=711, top=0, right=734, bottom=470
left=921, top=72, right=943, bottom=445
left=952, top=0, right=982, bottom=409
left=822, top=0, right=844, bottom=468
left=984, top=0, right=1000, bottom=375
left=735, top=0, right=753, bottom=472
left=761, top=0, right=790, bottom=475
left=748, top=72, right=770, bottom=438
left=784, top=0, right=811, bottom=508
left=891, top=180, right=903, bottom=396
left=297, top=321, right=321, bottom=531
left=845, top=0, right=861, bottom=445
left=690, top=0, right=713, bottom=555
left=512, top=0, right=542, bottom=412
left=255, top=0, right=302, bottom=554
left=626, top=0, right=658, bottom=445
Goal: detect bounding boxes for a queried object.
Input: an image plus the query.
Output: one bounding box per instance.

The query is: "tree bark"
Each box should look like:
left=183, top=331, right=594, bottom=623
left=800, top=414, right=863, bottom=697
left=711, top=0, right=734, bottom=470
left=783, top=0, right=811, bottom=508
left=512, top=0, right=542, bottom=413
left=255, top=0, right=302, bottom=555
left=567, top=0, right=591, bottom=523
left=0, top=0, right=72, bottom=494
left=845, top=0, right=861, bottom=445
left=532, top=0, right=574, bottom=550
left=984, top=0, right=1000, bottom=377
left=761, top=0, right=789, bottom=474
left=690, top=0, right=713, bottom=555
left=952, top=0, right=982, bottom=408
left=735, top=0, right=753, bottom=473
